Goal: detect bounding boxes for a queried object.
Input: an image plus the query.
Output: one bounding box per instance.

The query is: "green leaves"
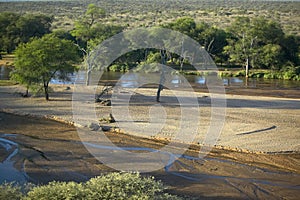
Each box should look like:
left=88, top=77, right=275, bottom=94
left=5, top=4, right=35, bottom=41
left=223, top=17, right=287, bottom=70
left=17, top=172, right=181, bottom=200
left=0, top=12, right=52, bottom=53
left=11, top=34, right=80, bottom=100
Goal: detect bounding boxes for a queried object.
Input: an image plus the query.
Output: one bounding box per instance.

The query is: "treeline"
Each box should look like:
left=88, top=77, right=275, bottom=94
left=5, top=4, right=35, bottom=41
left=0, top=4, right=300, bottom=81
left=0, top=12, right=52, bottom=53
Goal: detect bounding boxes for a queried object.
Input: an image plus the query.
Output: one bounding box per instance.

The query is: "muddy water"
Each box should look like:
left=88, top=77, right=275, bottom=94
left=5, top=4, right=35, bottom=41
left=0, top=112, right=299, bottom=199
left=1, top=66, right=300, bottom=97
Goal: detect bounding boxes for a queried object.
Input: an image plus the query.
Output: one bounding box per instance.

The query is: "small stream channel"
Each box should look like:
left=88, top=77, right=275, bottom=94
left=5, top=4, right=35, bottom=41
left=0, top=133, right=299, bottom=192
left=0, top=135, right=28, bottom=184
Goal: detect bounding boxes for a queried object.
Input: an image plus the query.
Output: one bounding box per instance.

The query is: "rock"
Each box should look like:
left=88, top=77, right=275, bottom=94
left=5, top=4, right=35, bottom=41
left=108, top=113, right=115, bottom=123
left=88, top=122, right=100, bottom=131
left=65, top=86, right=71, bottom=90
left=95, top=98, right=101, bottom=103
left=101, top=126, right=111, bottom=132
left=103, top=100, right=111, bottom=106
left=113, top=127, right=121, bottom=133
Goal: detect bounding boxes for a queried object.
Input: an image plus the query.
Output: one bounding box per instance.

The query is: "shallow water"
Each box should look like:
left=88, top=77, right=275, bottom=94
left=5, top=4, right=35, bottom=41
left=1, top=66, right=300, bottom=90
left=2, top=131, right=298, bottom=192
left=0, top=136, right=28, bottom=184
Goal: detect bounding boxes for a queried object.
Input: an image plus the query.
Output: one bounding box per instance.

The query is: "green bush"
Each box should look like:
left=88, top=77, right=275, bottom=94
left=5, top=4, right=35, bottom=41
left=84, top=172, right=179, bottom=200
left=233, top=70, right=246, bottom=77
left=0, top=183, right=24, bottom=200
left=218, top=71, right=233, bottom=77
left=2, top=172, right=181, bottom=200
left=109, top=64, right=129, bottom=72
left=25, top=181, right=87, bottom=200
left=281, top=66, right=300, bottom=80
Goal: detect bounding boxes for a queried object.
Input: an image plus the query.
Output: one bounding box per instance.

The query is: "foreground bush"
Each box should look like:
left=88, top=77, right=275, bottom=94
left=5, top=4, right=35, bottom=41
left=0, top=172, right=181, bottom=200
left=0, top=183, right=24, bottom=200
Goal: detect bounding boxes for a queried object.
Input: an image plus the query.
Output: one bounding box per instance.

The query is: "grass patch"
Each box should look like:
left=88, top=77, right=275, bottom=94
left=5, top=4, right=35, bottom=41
left=0, top=80, right=18, bottom=86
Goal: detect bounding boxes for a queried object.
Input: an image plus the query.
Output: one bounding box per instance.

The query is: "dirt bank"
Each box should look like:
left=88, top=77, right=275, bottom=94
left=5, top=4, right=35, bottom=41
left=0, top=85, right=299, bottom=153
left=0, top=112, right=299, bottom=199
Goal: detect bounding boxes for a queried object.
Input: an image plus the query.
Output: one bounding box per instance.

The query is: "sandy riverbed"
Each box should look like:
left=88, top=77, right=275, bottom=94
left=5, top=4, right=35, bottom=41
left=0, top=84, right=300, bottom=199
left=0, top=84, right=299, bottom=153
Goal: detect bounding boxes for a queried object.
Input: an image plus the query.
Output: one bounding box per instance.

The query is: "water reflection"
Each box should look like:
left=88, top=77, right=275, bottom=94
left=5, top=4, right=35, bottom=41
left=0, top=65, right=12, bottom=80
left=0, top=136, right=28, bottom=184
left=118, top=73, right=139, bottom=88
left=0, top=66, right=299, bottom=90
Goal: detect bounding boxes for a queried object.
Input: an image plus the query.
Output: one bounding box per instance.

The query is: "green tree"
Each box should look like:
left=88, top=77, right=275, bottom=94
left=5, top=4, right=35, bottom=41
left=16, top=14, right=52, bottom=44
left=280, top=35, right=300, bottom=66
left=223, top=17, right=254, bottom=77
left=11, top=34, right=80, bottom=100
left=199, top=26, right=228, bottom=65
left=224, top=17, right=285, bottom=76
left=72, top=4, right=123, bottom=85
left=0, top=12, right=20, bottom=53
left=0, top=12, right=52, bottom=54
left=163, top=17, right=199, bottom=40
left=256, top=44, right=283, bottom=70
left=71, top=3, right=106, bottom=48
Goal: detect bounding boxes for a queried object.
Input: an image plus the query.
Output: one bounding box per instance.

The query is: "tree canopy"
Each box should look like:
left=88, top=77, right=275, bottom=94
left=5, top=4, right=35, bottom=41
left=11, top=34, right=80, bottom=100
left=0, top=12, right=52, bottom=53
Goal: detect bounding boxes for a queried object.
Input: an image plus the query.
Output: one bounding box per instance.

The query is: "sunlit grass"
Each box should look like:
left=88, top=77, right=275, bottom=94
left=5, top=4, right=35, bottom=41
left=0, top=80, right=17, bottom=86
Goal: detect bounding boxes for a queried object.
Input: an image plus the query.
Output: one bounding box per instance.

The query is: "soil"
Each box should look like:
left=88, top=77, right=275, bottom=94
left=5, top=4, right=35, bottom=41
left=0, top=112, right=299, bottom=199
left=0, top=84, right=300, bottom=199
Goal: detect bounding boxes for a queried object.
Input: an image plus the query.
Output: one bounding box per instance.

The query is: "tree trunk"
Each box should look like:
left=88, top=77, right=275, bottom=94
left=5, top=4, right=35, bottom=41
left=86, top=69, right=91, bottom=86
left=156, top=50, right=167, bottom=102
left=156, top=84, right=163, bottom=102
left=44, top=82, right=49, bottom=101
left=245, top=57, right=249, bottom=78
left=24, top=88, right=29, bottom=97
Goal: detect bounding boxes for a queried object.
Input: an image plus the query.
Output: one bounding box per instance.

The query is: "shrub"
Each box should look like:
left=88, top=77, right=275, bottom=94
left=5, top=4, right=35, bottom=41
left=84, top=172, right=179, bottom=200
left=22, top=172, right=181, bottom=200
left=0, top=183, right=23, bottom=200
left=109, top=64, right=127, bottom=72
left=233, top=70, right=246, bottom=77
left=25, top=181, right=87, bottom=200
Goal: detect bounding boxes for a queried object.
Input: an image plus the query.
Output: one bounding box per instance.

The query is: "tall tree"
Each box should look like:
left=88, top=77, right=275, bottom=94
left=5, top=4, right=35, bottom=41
left=223, top=17, right=285, bottom=75
left=11, top=34, right=80, bottom=100
left=0, top=12, right=20, bottom=53
left=72, top=4, right=123, bottom=85
left=0, top=12, right=52, bottom=53
left=16, top=14, right=52, bottom=44
left=223, top=17, right=254, bottom=77
left=71, top=3, right=106, bottom=48
left=199, top=26, right=228, bottom=64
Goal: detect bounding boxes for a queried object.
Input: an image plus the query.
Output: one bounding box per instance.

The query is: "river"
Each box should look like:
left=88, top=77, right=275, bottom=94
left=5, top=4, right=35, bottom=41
left=1, top=65, right=300, bottom=91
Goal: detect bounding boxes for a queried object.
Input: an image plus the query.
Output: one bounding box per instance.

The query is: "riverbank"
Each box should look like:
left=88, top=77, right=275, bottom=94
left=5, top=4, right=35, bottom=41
left=0, top=112, right=299, bottom=199
left=0, top=84, right=299, bottom=153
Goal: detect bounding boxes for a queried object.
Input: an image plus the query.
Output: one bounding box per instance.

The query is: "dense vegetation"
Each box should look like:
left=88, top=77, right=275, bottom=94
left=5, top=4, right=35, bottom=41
left=11, top=34, right=80, bottom=100
left=1, top=0, right=299, bottom=35
left=0, top=0, right=300, bottom=97
left=0, top=172, right=181, bottom=200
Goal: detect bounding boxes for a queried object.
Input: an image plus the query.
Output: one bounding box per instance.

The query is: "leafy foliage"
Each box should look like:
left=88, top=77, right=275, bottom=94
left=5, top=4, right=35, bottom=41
left=0, top=183, right=24, bottom=200
left=0, top=172, right=181, bottom=200
left=0, top=12, right=52, bottom=53
left=11, top=34, right=80, bottom=100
